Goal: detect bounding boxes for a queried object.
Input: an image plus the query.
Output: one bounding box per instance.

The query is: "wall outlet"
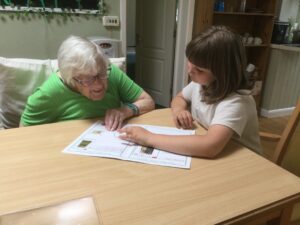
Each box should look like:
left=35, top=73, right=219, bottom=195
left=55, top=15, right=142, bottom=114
left=102, top=16, right=120, bottom=27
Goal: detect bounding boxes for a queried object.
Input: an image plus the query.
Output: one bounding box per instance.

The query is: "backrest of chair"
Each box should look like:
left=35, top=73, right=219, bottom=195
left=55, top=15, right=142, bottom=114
left=273, top=99, right=300, bottom=176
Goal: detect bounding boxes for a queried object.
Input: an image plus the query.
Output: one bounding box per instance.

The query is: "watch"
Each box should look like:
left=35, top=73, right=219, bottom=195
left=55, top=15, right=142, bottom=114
left=124, top=103, right=140, bottom=116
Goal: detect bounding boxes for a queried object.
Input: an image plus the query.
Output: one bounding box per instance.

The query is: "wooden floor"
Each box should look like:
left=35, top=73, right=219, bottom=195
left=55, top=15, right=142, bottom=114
left=259, top=116, right=289, bottom=160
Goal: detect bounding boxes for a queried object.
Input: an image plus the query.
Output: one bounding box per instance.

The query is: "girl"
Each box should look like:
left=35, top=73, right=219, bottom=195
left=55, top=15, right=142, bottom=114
left=119, top=26, right=261, bottom=158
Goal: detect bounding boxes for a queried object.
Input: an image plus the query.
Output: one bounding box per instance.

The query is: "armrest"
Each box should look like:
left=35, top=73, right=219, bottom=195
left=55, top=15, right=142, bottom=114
left=259, top=132, right=281, bottom=142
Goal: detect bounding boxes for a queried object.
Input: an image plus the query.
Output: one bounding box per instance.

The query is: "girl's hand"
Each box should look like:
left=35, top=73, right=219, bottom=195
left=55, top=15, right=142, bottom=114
left=172, top=110, right=194, bottom=129
left=118, top=126, right=153, bottom=146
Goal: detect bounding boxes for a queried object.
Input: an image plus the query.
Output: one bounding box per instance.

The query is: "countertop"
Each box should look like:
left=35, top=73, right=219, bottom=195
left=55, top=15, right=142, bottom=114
left=271, top=44, right=300, bottom=52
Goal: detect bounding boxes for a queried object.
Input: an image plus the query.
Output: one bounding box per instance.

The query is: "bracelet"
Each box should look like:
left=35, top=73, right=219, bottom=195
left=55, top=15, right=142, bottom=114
left=124, top=103, right=140, bottom=116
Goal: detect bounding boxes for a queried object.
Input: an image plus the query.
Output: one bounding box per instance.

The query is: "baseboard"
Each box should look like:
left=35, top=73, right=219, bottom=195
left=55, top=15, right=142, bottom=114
left=260, top=107, right=295, bottom=118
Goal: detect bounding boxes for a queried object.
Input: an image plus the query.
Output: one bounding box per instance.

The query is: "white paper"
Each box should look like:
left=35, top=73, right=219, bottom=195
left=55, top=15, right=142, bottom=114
left=62, top=121, right=194, bottom=169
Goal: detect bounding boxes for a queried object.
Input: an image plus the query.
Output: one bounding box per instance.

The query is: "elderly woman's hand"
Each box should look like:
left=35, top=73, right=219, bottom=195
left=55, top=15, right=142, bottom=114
left=104, top=108, right=127, bottom=131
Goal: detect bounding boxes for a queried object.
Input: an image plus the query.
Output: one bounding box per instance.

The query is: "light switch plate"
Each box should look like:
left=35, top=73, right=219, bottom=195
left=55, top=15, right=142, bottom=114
left=102, top=16, right=120, bottom=27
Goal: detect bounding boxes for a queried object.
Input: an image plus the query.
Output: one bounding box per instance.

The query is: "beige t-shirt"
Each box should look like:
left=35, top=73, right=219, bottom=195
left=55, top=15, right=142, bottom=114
left=182, top=82, right=261, bottom=153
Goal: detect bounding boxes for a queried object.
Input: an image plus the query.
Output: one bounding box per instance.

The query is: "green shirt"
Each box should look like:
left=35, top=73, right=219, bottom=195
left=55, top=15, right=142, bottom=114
left=21, top=64, right=143, bottom=126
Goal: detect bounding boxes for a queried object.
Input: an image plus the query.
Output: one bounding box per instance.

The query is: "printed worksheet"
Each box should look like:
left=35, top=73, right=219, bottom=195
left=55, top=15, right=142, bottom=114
left=63, top=121, right=194, bottom=169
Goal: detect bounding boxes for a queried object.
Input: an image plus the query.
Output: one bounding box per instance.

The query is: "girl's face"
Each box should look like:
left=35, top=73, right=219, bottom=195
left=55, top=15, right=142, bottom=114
left=187, top=61, right=214, bottom=86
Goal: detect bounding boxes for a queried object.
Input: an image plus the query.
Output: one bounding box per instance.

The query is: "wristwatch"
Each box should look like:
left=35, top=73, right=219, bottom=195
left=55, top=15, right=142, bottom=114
left=124, top=103, right=140, bottom=116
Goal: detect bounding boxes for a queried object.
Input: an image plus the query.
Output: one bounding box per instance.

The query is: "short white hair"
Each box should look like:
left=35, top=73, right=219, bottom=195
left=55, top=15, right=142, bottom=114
left=57, top=35, right=109, bottom=86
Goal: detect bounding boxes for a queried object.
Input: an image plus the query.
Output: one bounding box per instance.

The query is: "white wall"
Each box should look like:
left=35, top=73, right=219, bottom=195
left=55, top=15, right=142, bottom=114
left=279, top=0, right=299, bottom=22
left=172, top=0, right=195, bottom=96
left=126, top=0, right=136, bottom=47
left=0, top=0, right=121, bottom=59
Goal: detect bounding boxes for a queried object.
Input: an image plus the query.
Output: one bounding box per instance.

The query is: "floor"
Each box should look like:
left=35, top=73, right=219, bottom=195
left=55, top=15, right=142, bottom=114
left=258, top=115, right=289, bottom=160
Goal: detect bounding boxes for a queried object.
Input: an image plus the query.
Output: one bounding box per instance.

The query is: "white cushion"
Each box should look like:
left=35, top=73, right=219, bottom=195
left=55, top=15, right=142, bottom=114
left=0, top=58, right=56, bottom=129
left=109, top=57, right=126, bottom=72
left=0, top=57, right=125, bottom=129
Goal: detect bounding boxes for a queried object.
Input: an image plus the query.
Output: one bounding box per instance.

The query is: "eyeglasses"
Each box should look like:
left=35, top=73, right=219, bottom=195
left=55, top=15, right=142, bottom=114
left=73, top=66, right=111, bottom=87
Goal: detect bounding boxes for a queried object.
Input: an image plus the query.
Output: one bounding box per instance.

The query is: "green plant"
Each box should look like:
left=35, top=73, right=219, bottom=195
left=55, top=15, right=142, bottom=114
left=0, top=0, right=107, bottom=16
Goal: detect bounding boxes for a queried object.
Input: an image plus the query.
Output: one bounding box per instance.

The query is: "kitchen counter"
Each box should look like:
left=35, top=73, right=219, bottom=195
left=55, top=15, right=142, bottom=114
left=271, top=44, right=300, bottom=52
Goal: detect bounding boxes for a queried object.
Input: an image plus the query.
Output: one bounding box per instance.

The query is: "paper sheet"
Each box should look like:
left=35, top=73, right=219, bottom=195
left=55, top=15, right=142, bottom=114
left=63, top=121, right=194, bottom=169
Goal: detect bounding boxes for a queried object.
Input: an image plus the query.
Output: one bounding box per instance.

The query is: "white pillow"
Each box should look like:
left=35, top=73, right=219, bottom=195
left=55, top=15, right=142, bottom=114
left=0, top=58, right=55, bottom=129
left=109, top=57, right=126, bottom=72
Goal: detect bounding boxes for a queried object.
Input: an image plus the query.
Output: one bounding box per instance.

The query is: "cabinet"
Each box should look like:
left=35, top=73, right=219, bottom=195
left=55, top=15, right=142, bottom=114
left=193, top=0, right=277, bottom=109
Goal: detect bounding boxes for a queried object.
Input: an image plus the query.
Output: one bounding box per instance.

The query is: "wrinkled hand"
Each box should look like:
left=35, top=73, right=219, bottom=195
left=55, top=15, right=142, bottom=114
left=172, top=109, right=194, bottom=129
left=118, top=126, right=153, bottom=146
left=104, top=108, right=126, bottom=131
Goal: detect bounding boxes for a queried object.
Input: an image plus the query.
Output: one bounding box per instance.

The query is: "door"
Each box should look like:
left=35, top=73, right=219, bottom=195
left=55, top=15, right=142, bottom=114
left=136, top=0, right=177, bottom=107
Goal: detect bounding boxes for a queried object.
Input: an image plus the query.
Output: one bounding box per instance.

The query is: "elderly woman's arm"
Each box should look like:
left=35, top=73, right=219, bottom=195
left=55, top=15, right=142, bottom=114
left=104, top=91, right=155, bottom=131
left=132, top=91, right=155, bottom=115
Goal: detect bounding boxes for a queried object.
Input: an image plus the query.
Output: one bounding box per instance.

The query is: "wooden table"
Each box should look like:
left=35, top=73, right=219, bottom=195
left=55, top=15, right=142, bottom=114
left=0, top=109, right=299, bottom=225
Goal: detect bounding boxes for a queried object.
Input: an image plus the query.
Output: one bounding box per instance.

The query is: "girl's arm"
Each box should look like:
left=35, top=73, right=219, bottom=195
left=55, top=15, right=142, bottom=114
left=119, top=124, right=234, bottom=158
left=171, top=91, right=189, bottom=111
left=170, top=92, right=194, bottom=129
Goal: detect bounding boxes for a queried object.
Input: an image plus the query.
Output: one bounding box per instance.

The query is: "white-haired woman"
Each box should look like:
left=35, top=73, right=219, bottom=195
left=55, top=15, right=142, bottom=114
left=20, top=36, right=155, bottom=130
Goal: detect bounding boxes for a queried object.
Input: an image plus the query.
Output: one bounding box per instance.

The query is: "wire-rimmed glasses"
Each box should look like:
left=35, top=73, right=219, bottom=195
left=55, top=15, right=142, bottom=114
left=73, top=65, right=111, bottom=87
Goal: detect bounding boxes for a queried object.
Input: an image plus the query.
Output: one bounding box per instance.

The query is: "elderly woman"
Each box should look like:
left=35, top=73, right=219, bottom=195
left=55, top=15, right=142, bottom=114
left=20, top=36, right=155, bottom=130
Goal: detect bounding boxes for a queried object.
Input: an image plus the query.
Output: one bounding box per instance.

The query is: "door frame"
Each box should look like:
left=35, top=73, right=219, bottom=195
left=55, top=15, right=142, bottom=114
left=120, top=0, right=127, bottom=57
left=172, top=0, right=195, bottom=96
left=120, top=0, right=195, bottom=97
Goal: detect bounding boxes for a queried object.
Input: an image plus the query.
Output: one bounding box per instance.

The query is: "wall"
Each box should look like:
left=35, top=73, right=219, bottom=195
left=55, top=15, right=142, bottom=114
left=261, top=46, right=300, bottom=117
left=0, top=0, right=120, bottom=59
left=279, top=0, right=299, bottom=22
left=126, top=0, right=136, bottom=47
left=261, top=0, right=300, bottom=117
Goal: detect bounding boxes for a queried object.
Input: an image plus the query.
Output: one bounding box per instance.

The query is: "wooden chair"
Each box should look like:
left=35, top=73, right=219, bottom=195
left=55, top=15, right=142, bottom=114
left=260, top=99, right=300, bottom=225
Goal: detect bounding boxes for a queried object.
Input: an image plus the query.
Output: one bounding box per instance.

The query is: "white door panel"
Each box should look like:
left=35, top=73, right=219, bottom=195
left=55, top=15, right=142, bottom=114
left=140, top=58, right=163, bottom=92
left=136, top=0, right=177, bottom=107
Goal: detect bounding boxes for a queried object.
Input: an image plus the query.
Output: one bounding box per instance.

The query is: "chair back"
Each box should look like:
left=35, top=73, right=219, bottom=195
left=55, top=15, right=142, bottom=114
left=271, top=99, right=300, bottom=223
left=273, top=99, right=300, bottom=176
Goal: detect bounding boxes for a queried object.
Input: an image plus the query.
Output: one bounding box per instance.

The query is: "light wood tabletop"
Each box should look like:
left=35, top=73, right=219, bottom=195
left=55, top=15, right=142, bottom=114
left=0, top=108, right=299, bottom=225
